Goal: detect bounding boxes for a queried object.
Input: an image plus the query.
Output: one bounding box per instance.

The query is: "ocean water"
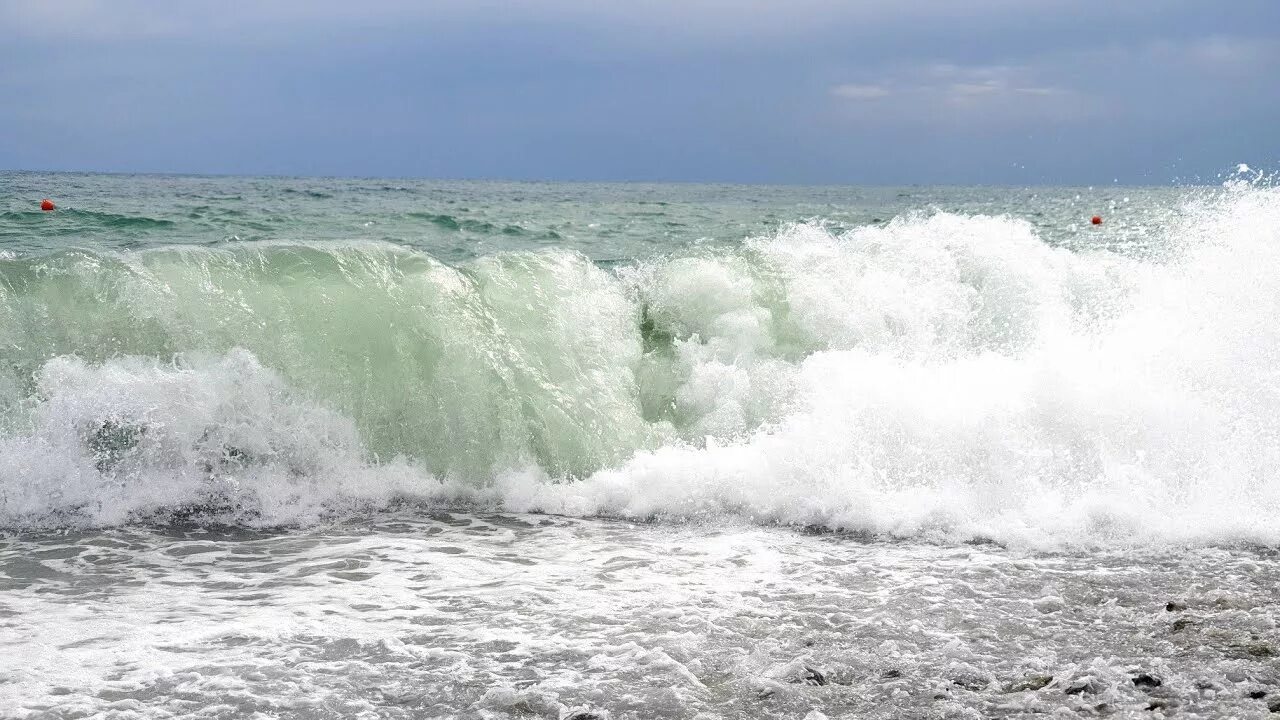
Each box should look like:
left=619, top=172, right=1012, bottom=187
left=1, top=171, right=1277, bottom=718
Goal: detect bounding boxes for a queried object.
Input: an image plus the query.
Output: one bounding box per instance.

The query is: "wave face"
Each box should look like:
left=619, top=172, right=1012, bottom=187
left=2, top=185, right=1279, bottom=546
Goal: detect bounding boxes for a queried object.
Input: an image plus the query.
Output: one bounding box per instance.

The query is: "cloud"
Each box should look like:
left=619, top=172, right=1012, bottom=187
left=1, top=1, right=1275, bottom=182
left=830, top=62, right=1075, bottom=117
left=0, top=0, right=1247, bottom=48
left=822, top=31, right=1278, bottom=159
left=929, top=64, right=1069, bottom=105
left=0, top=0, right=188, bottom=41
left=830, top=84, right=891, bottom=100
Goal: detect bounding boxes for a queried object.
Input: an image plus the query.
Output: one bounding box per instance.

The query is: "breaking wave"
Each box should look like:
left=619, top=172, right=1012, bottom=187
left=2, top=184, right=1279, bottom=547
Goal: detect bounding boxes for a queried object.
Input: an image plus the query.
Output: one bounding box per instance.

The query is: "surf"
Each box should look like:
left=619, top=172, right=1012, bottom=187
left=0, top=184, right=1278, bottom=547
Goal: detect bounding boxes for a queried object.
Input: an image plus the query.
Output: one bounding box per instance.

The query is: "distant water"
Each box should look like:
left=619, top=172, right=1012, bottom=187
left=1, top=171, right=1277, bottom=718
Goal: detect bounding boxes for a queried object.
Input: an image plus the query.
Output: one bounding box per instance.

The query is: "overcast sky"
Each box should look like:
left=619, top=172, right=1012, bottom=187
left=2, top=0, right=1277, bottom=184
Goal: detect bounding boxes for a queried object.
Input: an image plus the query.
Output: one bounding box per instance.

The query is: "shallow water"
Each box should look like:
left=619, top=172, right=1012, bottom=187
left=3, top=514, right=1278, bottom=719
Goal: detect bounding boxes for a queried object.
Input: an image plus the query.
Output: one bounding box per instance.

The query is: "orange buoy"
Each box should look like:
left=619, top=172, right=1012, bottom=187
left=1090, top=215, right=1102, bottom=225
left=40, top=199, right=56, bottom=212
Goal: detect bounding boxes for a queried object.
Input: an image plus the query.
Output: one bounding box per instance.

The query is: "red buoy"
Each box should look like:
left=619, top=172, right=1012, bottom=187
left=40, top=199, right=55, bottom=212
left=1090, top=215, right=1102, bottom=225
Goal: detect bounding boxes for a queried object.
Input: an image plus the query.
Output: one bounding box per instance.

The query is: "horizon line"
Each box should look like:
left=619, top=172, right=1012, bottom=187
left=0, top=167, right=1226, bottom=189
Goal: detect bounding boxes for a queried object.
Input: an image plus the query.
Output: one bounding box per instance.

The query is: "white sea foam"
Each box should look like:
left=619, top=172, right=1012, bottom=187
left=0, top=349, right=442, bottom=529
left=512, top=185, right=1280, bottom=547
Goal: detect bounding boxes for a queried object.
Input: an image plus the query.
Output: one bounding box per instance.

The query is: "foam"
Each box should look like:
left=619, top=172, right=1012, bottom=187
left=516, top=185, right=1280, bottom=547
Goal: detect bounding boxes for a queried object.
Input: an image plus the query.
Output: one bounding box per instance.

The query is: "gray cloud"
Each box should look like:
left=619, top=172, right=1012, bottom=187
left=830, top=84, right=891, bottom=101
left=1, top=0, right=1276, bottom=182
left=0, top=0, right=1252, bottom=45
left=828, top=61, right=1088, bottom=128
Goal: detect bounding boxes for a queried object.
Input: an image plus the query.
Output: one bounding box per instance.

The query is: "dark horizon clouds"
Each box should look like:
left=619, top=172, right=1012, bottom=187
left=2, top=0, right=1277, bottom=184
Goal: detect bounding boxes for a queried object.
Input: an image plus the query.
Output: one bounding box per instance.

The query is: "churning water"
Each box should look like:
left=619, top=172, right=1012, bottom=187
left=1, top=172, right=1277, bottom=718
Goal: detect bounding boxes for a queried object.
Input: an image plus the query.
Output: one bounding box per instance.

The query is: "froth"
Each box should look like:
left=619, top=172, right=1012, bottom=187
left=0, top=350, right=438, bottom=528
left=515, top=187, right=1280, bottom=547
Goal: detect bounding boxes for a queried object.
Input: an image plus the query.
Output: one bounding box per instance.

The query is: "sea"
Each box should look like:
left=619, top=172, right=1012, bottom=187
left=0, top=171, right=1277, bottom=719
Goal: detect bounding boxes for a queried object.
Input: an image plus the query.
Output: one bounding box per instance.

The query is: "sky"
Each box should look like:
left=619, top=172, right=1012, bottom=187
left=1, top=0, right=1278, bottom=184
